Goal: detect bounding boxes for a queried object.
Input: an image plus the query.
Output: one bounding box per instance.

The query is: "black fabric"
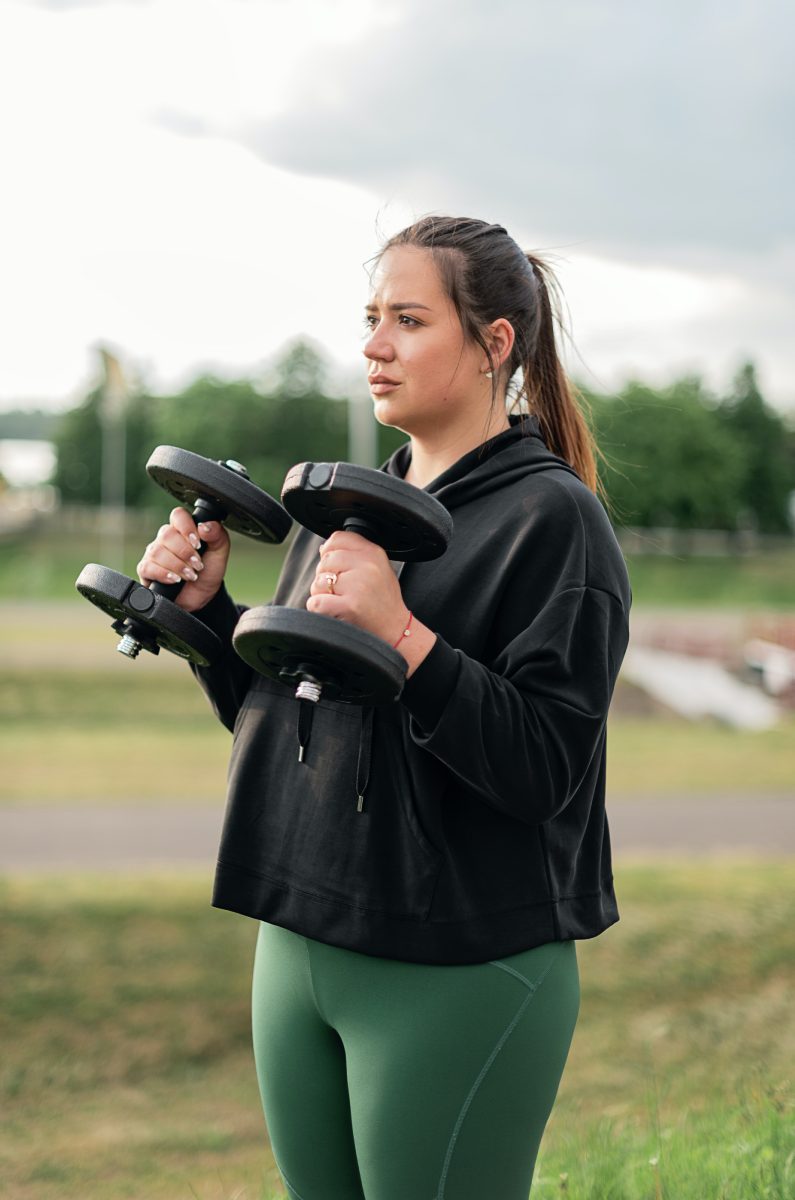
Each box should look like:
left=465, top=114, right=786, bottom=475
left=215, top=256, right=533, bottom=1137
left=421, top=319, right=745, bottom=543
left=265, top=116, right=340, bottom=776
left=191, top=414, right=632, bottom=964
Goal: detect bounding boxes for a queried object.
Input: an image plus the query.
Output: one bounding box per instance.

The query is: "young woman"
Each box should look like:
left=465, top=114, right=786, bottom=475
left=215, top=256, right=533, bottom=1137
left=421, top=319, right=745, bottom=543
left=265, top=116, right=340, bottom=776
left=138, top=215, right=631, bottom=1199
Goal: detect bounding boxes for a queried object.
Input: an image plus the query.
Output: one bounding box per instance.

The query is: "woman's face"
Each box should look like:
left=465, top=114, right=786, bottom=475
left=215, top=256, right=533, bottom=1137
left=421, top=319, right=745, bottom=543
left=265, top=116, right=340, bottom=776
left=363, top=246, right=487, bottom=436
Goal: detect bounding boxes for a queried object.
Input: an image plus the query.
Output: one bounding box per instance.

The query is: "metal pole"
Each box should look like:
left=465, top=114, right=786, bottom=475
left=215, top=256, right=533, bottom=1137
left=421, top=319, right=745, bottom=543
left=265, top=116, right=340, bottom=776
left=99, top=348, right=128, bottom=571
left=347, top=384, right=378, bottom=468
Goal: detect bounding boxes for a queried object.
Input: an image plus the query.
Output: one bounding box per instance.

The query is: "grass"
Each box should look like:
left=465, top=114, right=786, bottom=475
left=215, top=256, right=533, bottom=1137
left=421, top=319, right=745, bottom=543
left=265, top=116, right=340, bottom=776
left=623, top=547, right=795, bottom=609
left=2, top=666, right=794, bottom=804
left=1, top=523, right=794, bottom=608
left=0, top=527, right=285, bottom=607
left=0, top=669, right=231, bottom=804
left=605, top=710, right=795, bottom=796
left=1, top=863, right=793, bottom=1198
left=2, top=623, right=794, bottom=803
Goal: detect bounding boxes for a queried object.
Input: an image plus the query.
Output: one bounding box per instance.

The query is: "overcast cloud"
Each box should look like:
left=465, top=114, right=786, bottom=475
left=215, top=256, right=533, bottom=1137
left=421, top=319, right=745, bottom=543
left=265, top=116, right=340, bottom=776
left=223, top=0, right=792, bottom=264
left=2, top=0, right=793, bottom=410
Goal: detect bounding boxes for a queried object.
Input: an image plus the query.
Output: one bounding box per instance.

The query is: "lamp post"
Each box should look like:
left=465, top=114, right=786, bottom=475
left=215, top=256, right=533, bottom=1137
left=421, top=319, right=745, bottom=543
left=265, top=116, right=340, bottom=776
left=347, top=382, right=377, bottom=468
left=98, top=347, right=128, bottom=571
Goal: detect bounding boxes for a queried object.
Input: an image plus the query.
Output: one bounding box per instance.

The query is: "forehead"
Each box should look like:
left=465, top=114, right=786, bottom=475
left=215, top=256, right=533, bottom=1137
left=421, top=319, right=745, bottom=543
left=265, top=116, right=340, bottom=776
left=369, top=245, right=446, bottom=304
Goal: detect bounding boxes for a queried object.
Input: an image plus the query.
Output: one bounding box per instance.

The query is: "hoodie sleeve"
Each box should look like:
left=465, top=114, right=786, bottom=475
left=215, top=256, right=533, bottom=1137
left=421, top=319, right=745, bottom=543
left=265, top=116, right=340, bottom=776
left=398, top=585, right=630, bottom=826
left=188, top=584, right=254, bottom=733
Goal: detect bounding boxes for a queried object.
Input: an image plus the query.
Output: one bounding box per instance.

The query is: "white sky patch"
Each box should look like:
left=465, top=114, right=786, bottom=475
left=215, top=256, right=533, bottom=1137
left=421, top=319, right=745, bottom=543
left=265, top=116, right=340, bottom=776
left=553, top=255, right=748, bottom=393
left=0, top=0, right=792, bottom=415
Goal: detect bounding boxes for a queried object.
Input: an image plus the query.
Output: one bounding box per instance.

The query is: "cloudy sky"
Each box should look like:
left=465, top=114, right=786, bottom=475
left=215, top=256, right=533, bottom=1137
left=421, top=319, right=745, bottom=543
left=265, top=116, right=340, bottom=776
left=1, top=0, right=793, bottom=413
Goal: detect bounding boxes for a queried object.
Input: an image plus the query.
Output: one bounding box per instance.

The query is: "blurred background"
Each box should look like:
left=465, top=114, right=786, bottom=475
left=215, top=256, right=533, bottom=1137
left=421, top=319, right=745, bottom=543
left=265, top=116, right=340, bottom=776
left=1, top=1, right=793, bottom=1197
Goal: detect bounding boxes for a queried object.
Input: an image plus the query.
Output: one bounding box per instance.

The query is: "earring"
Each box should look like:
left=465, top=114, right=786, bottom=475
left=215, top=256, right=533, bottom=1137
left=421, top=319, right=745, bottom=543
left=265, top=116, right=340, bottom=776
left=481, top=368, right=493, bottom=378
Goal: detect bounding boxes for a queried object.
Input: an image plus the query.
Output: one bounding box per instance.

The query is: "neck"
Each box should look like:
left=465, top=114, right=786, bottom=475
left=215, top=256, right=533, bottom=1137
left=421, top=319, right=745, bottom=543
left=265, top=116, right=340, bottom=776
left=404, top=409, right=511, bottom=489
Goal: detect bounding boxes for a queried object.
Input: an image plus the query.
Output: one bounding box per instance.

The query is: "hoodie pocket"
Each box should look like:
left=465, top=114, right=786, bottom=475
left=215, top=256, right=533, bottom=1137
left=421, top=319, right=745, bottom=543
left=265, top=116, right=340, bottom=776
left=220, top=675, right=441, bottom=920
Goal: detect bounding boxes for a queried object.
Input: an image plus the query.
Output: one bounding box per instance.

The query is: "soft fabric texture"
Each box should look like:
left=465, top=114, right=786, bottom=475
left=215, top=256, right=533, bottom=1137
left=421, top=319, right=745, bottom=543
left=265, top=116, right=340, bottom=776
left=252, top=921, right=580, bottom=1200
left=192, top=413, right=632, bottom=964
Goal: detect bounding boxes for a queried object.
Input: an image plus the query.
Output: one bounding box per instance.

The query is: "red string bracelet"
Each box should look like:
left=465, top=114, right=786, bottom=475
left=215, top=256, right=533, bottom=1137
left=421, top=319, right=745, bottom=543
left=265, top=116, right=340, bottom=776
left=392, top=610, right=413, bottom=648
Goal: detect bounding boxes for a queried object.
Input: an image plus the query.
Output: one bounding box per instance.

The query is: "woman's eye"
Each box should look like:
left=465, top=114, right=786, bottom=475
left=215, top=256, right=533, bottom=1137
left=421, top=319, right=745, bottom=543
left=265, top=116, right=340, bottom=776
left=398, top=314, right=420, bottom=327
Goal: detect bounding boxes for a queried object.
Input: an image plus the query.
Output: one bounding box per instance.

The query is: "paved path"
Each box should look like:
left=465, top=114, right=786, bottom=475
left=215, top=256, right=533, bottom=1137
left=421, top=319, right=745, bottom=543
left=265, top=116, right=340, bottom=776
left=0, top=796, right=793, bottom=873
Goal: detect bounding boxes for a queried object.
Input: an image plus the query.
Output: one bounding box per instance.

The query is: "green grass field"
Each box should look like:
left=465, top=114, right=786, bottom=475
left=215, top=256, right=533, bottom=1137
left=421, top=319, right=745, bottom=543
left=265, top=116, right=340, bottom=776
left=1, top=523, right=794, bottom=608
left=1, top=665, right=794, bottom=805
left=2, top=602, right=794, bottom=805
left=2, top=864, right=793, bottom=1198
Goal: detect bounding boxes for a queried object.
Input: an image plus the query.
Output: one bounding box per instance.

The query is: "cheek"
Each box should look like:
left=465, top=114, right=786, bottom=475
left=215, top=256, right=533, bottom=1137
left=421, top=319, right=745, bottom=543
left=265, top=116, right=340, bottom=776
left=408, top=339, right=461, bottom=391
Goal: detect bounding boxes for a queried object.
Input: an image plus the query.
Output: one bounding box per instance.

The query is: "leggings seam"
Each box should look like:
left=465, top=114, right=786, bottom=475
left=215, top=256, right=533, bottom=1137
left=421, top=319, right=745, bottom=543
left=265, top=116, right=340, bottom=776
left=436, top=944, right=564, bottom=1199
left=277, top=1160, right=307, bottom=1200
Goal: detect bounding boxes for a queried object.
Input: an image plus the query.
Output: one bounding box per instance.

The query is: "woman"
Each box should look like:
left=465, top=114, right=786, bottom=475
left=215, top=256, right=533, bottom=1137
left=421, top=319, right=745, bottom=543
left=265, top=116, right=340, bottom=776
left=138, top=215, right=631, bottom=1199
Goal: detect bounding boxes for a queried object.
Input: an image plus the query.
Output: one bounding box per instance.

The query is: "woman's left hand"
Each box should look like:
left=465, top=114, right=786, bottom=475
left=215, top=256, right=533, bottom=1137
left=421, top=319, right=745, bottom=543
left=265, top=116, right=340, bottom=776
left=307, top=530, right=409, bottom=647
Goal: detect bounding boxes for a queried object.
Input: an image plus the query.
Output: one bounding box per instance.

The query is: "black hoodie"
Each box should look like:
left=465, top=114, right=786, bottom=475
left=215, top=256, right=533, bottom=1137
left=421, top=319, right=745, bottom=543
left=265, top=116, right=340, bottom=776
left=191, top=414, right=632, bottom=965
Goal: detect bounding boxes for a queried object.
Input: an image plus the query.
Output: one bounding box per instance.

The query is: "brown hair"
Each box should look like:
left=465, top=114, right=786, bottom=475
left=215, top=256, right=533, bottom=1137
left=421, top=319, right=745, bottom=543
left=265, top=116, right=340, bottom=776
left=379, top=215, right=603, bottom=497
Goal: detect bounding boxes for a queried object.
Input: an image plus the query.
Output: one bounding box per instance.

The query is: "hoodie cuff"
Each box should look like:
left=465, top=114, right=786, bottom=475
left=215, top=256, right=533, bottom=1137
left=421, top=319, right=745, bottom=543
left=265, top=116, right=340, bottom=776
left=193, top=584, right=245, bottom=643
left=399, top=634, right=461, bottom=733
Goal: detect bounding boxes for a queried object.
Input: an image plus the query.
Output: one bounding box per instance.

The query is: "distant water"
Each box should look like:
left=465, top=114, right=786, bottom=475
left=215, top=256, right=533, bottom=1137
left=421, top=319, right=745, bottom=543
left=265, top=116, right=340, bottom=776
left=0, top=440, right=56, bottom=487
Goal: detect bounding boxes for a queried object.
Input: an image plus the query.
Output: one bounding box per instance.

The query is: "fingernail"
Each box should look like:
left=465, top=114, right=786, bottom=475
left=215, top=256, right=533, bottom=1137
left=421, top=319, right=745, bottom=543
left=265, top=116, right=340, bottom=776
left=167, top=571, right=180, bottom=583
left=188, top=532, right=201, bottom=549
left=190, top=555, right=203, bottom=570
left=182, top=567, right=198, bottom=582
left=198, top=522, right=212, bottom=536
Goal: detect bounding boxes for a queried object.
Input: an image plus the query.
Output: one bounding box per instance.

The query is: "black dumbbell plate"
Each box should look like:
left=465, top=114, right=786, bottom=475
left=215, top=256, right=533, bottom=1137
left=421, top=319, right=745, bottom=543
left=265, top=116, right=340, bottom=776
left=281, top=462, right=452, bottom=560
left=233, top=606, right=408, bottom=704
left=147, top=446, right=292, bottom=542
left=76, top=563, right=221, bottom=665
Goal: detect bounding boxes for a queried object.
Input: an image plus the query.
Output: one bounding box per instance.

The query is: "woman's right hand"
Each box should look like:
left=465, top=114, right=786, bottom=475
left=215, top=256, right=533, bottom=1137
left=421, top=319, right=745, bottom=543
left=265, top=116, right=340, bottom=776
left=137, top=508, right=231, bottom=613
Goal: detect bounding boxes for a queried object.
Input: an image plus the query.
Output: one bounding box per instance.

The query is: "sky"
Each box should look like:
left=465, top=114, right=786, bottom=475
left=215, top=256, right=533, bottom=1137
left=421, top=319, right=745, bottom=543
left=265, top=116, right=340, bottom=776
left=1, top=0, right=793, bottom=415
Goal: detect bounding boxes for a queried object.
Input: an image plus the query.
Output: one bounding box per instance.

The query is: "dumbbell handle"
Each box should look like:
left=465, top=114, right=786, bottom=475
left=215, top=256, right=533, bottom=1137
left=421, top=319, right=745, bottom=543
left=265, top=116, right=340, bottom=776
left=145, top=494, right=227, bottom=603
left=115, top=494, right=229, bottom=657
left=341, top=516, right=377, bottom=542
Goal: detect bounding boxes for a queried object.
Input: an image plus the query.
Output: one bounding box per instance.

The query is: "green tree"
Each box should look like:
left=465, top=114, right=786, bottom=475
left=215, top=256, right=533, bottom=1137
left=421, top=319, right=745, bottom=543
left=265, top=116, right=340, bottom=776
left=716, top=362, right=794, bottom=533
left=149, top=345, right=349, bottom=504
left=52, top=388, right=156, bottom=506
left=587, top=377, right=747, bottom=530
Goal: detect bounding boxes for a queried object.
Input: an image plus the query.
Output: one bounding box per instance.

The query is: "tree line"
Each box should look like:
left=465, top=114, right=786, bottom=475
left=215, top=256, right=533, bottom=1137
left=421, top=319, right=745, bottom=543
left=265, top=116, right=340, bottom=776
left=47, top=341, right=795, bottom=533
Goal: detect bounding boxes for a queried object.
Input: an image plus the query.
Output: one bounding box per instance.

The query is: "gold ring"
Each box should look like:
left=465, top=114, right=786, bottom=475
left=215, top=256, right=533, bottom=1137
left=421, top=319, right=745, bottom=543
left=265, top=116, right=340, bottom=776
left=325, top=572, right=338, bottom=594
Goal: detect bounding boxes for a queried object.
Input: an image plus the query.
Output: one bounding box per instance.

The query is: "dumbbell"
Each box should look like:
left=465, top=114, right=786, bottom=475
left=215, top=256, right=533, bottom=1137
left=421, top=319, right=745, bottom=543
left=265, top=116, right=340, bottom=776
left=232, top=461, right=453, bottom=704
left=75, top=446, right=293, bottom=666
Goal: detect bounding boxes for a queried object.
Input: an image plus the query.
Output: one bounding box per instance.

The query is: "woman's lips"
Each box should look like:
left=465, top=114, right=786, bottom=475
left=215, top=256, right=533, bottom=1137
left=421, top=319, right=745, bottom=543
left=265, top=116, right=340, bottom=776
left=368, top=379, right=401, bottom=395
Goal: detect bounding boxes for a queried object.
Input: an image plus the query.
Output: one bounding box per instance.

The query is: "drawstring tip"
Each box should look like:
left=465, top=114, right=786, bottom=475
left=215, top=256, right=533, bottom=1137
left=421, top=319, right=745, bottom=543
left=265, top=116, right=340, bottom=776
left=298, top=745, right=305, bottom=763
left=356, top=794, right=364, bottom=813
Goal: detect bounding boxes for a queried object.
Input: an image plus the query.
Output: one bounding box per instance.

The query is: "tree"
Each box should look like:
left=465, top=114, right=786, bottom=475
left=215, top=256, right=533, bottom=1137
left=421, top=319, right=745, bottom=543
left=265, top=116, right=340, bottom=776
left=716, top=362, right=794, bottom=533
left=52, top=387, right=156, bottom=506
left=586, top=377, right=747, bottom=530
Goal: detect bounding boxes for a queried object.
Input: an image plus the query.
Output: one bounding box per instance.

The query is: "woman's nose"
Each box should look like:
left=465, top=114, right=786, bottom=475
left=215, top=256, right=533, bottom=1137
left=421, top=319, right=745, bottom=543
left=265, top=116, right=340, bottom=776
left=363, top=326, right=395, bottom=363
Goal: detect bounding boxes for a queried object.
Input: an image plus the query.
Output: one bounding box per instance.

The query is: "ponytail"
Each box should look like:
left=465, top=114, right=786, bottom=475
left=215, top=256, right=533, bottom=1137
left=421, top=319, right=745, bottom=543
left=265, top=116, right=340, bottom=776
left=519, top=254, right=604, bottom=500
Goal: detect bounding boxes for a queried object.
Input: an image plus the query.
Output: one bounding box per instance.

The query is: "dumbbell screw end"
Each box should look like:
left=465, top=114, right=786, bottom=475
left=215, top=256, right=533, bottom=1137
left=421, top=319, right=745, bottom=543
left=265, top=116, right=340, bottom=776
left=117, top=634, right=143, bottom=659
left=296, top=679, right=322, bottom=703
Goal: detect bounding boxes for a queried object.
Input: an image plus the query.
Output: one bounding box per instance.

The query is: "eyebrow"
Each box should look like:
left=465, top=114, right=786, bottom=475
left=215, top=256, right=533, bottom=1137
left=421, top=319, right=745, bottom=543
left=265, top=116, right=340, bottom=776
left=364, top=301, right=432, bottom=313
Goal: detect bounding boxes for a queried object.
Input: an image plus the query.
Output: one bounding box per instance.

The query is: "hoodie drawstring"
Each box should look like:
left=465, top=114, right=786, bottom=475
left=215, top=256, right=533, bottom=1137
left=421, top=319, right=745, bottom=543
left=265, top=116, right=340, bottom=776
left=355, top=706, right=375, bottom=813
left=296, top=699, right=314, bottom=763
left=295, top=699, right=375, bottom=815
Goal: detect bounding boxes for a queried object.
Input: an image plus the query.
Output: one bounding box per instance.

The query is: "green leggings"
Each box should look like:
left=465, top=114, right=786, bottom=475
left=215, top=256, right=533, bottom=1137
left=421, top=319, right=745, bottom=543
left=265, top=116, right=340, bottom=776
left=251, top=922, right=580, bottom=1200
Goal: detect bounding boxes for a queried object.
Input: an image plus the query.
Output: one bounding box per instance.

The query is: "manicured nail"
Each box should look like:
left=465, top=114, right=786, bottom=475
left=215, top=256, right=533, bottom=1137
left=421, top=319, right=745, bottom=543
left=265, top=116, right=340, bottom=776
left=198, top=522, right=212, bottom=536
left=182, top=567, right=198, bottom=582
left=188, top=532, right=201, bottom=550
left=189, top=555, right=203, bottom=570
left=167, top=572, right=180, bottom=583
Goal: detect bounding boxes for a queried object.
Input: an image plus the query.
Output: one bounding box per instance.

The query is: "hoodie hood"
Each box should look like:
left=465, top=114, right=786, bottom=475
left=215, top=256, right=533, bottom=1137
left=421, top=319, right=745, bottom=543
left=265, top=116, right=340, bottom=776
left=348, top=414, right=581, bottom=811
left=383, top=413, right=581, bottom=503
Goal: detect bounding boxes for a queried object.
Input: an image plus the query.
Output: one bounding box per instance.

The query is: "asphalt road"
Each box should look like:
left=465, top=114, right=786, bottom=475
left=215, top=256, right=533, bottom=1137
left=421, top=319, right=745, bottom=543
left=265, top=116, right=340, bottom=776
left=1, top=796, right=793, bottom=873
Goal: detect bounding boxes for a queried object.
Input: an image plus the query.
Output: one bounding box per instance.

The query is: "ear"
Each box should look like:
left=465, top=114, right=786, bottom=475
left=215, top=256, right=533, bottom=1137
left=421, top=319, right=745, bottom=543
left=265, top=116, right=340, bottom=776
left=483, top=318, right=515, bottom=374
